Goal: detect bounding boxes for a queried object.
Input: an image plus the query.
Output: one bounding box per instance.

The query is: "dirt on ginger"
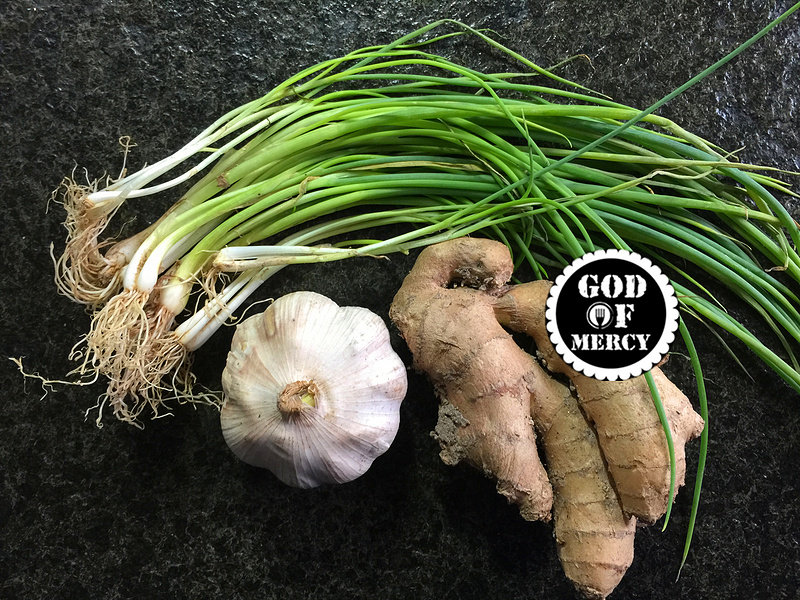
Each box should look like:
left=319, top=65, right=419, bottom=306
left=389, top=238, right=704, bottom=599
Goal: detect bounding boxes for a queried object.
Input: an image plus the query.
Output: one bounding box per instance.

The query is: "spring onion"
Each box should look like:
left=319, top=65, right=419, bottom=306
left=55, top=18, right=799, bottom=442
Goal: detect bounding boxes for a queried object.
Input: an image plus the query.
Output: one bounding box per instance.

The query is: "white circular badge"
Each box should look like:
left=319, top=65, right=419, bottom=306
left=545, top=249, right=679, bottom=380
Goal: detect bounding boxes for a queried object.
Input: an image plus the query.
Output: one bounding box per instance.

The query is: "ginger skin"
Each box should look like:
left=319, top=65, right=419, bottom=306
left=390, top=238, right=704, bottom=599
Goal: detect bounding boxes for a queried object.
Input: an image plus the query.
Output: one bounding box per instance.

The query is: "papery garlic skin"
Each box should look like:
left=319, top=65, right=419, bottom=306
left=221, top=291, right=408, bottom=488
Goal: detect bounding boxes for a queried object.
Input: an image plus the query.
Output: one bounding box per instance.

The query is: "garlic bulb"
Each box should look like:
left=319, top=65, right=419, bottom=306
left=220, top=290, right=408, bottom=488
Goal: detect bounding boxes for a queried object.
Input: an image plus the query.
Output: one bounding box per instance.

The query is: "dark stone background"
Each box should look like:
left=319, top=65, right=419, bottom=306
left=2, top=1, right=799, bottom=598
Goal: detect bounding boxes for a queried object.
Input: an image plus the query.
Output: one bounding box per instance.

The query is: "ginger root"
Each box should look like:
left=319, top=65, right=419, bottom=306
left=390, top=238, right=704, bottom=599
left=495, top=280, right=705, bottom=523
left=390, top=239, right=553, bottom=521
left=525, top=355, right=636, bottom=598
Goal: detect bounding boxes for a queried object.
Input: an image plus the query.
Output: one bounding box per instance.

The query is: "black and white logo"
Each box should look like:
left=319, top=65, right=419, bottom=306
left=545, top=249, right=679, bottom=380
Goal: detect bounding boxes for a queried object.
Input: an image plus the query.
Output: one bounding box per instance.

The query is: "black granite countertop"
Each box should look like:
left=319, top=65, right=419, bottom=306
left=2, top=1, right=799, bottom=599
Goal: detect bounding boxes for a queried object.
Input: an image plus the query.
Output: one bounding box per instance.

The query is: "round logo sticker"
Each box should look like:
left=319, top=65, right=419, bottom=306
left=545, top=249, right=679, bottom=380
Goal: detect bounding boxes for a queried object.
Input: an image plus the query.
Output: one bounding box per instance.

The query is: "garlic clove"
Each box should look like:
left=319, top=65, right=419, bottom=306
left=221, top=291, right=407, bottom=488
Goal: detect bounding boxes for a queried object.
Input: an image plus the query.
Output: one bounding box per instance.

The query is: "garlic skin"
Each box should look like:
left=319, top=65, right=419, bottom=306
left=221, top=291, right=408, bottom=488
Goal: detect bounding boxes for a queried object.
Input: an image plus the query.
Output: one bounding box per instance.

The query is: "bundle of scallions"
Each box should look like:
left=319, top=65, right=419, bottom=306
left=56, top=15, right=799, bottom=452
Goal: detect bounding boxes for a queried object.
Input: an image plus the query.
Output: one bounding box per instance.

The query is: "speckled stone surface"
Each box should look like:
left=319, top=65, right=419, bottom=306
left=2, top=1, right=799, bottom=599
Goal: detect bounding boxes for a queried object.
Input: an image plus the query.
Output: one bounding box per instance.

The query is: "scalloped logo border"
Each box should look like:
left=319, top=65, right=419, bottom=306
left=545, top=249, right=680, bottom=381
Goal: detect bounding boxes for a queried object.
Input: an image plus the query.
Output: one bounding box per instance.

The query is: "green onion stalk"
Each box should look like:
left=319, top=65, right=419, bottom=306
left=57, top=16, right=799, bottom=453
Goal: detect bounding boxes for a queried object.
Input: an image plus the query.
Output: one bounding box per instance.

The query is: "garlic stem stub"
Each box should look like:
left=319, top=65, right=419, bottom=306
left=221, top=291, right=407, bottom=488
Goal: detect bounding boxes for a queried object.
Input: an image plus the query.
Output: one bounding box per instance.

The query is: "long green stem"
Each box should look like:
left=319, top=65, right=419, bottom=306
left=678, top=318, right=709, bottom=575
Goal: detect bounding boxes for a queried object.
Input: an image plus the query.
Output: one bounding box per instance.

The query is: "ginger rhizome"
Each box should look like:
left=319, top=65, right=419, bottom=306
left=389, top=239, right=553, bottom=521
left=495, top=280, right=705, bottom=524
left=390, top=238, right=704, bottom=599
